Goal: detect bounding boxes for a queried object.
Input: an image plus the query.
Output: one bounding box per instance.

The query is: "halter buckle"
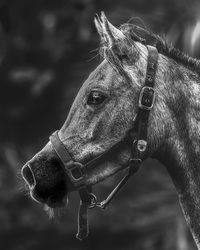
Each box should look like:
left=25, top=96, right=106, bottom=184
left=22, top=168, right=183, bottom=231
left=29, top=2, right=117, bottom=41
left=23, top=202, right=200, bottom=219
left=139, top=86, right=155, bottom=110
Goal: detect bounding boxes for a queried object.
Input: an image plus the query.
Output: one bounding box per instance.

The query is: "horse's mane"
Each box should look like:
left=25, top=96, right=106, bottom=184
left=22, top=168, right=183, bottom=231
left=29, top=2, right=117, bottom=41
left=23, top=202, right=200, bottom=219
left=120, top=23, right=200, bottom=74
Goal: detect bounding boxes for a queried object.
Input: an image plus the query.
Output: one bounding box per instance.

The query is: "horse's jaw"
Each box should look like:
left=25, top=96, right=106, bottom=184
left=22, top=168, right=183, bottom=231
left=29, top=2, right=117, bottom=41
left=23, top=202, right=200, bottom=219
left=85, top=161, right=126, bottom=186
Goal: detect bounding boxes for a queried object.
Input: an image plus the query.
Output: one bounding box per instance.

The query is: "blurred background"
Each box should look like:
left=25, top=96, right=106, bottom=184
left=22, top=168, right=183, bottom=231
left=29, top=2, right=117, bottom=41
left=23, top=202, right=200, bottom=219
left=0, top=0, right=200, bottom=249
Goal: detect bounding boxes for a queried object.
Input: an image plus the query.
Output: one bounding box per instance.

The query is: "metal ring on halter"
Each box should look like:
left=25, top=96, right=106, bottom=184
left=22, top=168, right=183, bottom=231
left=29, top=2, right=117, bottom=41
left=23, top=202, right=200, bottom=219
left=88, top=193, right=98, bottom=209
left=88, top=193, right=107, bottom=209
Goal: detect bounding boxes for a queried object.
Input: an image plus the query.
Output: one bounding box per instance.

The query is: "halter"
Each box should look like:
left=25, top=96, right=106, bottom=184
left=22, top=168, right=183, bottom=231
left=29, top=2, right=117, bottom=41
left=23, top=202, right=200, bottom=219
left=49, top=44, right=158, bottom=240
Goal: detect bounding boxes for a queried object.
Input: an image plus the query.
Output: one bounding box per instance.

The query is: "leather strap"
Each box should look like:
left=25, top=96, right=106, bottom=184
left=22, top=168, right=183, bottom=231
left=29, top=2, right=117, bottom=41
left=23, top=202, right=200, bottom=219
left=76, top=187, right=92, bottom=240
left=50, top=131, right=86, bottom=188
left=76, top=200, right=89, bottom=240
left=133, top=45, right=158, bottom=153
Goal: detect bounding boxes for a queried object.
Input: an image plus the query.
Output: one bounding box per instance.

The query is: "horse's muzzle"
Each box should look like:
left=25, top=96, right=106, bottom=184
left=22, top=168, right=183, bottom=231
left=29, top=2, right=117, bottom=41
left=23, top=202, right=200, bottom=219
left=21, top=149, right=68, bottom=208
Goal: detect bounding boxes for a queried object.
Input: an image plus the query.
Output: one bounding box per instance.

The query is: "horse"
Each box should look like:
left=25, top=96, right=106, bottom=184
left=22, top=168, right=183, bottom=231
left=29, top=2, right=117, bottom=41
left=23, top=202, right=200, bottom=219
left=21, top=12, right=200, bottom=248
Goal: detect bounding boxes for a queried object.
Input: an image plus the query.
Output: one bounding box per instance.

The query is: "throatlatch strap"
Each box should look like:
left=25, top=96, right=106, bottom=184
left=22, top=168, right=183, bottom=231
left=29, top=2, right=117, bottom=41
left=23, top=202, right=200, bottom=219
left=96, top=163, right=140, bottom=209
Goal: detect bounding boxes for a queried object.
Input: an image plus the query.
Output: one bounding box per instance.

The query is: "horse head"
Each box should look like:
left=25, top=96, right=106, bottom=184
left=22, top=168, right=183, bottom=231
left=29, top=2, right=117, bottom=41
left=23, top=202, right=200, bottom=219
left=21, top=12, right=169, bottom=221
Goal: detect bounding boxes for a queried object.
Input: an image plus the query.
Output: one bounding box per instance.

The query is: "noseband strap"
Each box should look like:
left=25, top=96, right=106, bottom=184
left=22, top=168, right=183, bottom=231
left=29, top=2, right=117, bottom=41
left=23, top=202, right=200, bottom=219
left=50, top=131, right=86, bottom=188
left=50, top=131, right=92, bottom=239
left=50, top=45, right=158, bottom=240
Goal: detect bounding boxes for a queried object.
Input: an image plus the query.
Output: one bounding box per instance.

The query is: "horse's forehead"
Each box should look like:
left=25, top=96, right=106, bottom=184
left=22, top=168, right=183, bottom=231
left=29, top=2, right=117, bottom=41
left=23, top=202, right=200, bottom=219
left=85, top=60, right=115, bottom=88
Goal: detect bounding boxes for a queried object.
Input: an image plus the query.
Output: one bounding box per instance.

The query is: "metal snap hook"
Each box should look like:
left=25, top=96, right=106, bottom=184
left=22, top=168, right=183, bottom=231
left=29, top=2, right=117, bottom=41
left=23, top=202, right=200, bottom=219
left=88, top=193, right=98, bottom=209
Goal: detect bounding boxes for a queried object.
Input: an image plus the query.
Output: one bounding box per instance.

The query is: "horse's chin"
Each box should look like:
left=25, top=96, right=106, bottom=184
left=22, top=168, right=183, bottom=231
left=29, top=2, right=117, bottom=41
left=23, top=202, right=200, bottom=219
left=45, top=195, right=69, bottom=208
left=30, top=190, right=69, bottom=209
left=43, top=201, right=69, bottom=219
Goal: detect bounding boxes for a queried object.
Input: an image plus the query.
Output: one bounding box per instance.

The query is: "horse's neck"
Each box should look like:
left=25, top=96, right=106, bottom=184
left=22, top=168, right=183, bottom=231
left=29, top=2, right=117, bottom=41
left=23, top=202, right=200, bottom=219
left=157, top=61, right=200, bottom=248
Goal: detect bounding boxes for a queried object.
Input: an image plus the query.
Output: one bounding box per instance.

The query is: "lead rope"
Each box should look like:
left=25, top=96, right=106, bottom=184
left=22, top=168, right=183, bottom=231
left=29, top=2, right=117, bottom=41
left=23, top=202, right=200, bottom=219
left=77, top=200, right=89, bottom=240
left=76, top=186, right=92, bottom=240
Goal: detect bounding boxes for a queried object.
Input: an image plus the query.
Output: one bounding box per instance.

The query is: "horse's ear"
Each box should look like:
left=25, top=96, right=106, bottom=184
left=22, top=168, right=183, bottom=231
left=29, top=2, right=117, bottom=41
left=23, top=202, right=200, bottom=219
left=94, top=12, right=125, bottom=48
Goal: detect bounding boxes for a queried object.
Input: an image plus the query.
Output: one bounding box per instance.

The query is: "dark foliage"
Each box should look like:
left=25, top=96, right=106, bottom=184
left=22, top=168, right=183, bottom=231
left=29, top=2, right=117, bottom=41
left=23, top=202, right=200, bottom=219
left=0, top=0, right=200, bottom=249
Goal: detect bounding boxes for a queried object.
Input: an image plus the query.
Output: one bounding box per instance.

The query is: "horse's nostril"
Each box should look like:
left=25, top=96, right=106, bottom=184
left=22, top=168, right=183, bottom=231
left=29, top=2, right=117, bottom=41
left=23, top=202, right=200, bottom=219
left=21, top=165, right=36, bottom=188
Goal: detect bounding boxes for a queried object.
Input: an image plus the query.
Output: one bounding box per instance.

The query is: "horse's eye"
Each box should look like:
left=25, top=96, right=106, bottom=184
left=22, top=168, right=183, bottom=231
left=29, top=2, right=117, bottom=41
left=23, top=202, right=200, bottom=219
left=118, top=53, right=129, bottom=61
left=87, top=91, right=107, bottom=105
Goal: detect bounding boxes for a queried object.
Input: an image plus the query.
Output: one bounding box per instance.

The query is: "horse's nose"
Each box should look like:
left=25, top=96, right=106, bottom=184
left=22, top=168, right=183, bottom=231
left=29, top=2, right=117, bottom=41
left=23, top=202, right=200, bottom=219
left=21, top=164, right=36, bottom=189
left=21, top=158, right=68, bottom=207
